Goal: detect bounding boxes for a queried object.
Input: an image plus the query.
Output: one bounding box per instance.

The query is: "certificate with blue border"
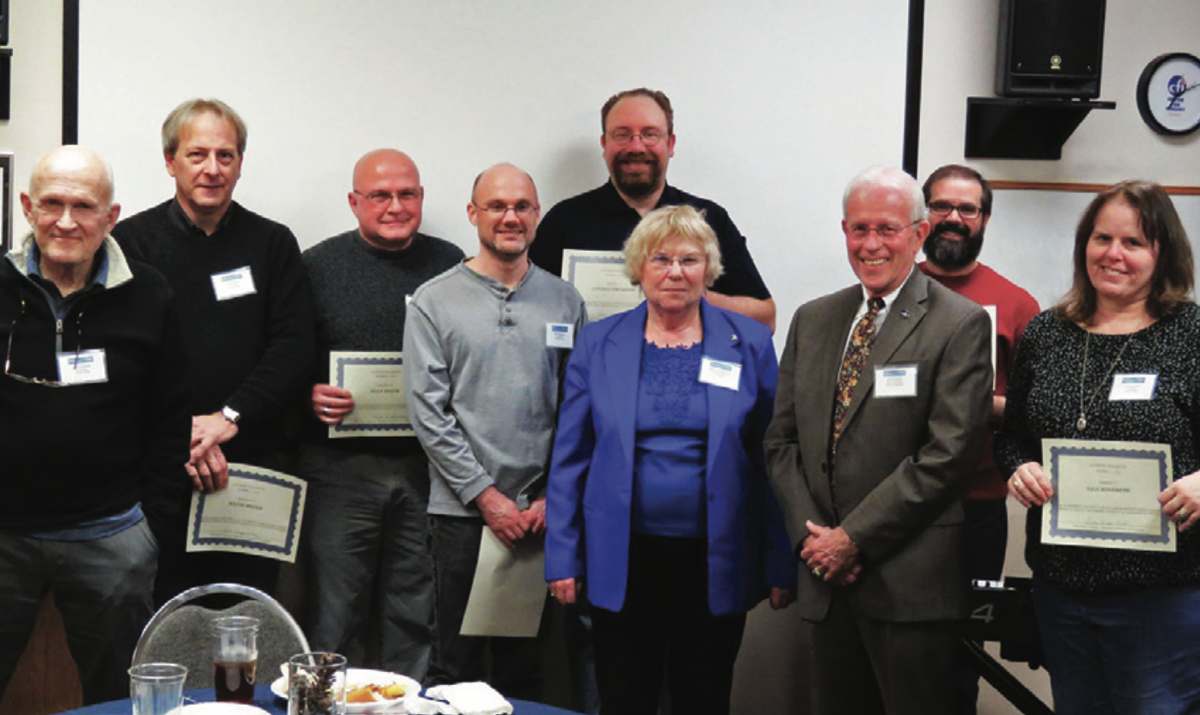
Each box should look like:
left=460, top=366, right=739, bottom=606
left=329, top=350, right=413, bottom=438
left=561, top=249, right=643, bottom=322
left=186, top=463, right=307, bottom=563
left=1041, top=439, right=1175, bottom=552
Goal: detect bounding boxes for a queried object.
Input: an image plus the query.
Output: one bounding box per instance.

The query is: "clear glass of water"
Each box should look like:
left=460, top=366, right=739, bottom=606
left=129, top=662, right=187, bottom=715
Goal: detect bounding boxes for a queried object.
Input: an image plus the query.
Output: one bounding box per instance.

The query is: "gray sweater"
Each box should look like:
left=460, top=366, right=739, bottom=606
left=404, top=262, right=586, bottom=517
left=302, top=230, right=464, bottom=450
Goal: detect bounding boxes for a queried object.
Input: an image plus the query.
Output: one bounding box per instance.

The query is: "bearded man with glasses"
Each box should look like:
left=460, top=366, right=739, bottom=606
left=0, top=146, right=190, bottom=703
left=529, top=87, right=775, bottom=332
left=918, top=163, right=1040, bottom=714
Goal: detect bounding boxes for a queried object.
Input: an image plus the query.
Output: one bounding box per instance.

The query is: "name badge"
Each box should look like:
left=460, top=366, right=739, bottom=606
left=56, top=349, right=108, bottom=385
left=699, top=356, right=741, bottom=391
left=874, top=364, right=918, bottom=398
left=546, top=323, right=574, bottom=349
left=210, top=266, right=257, bottom=301
left=1109, top=373, right=1157, bottom=401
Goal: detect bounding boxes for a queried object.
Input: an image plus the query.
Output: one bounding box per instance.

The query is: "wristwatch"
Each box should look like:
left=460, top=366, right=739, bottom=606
left=221, top=406, right=241, bottom=425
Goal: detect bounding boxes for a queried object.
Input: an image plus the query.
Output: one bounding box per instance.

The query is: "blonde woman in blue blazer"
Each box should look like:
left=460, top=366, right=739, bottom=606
left=545, top=205, right=795, bottom=715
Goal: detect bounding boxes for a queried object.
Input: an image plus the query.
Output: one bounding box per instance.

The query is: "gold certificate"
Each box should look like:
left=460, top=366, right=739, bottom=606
left=1041, top=439, right=1175, bottom=552
left=186, top=464, right=307, bottom=563
left=561, top=249, right=643, bottom=322
left=329, top=350, right=413, bottom=438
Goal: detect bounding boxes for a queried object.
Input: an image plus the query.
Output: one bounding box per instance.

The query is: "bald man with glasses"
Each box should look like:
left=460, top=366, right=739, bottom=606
left=298, top=149, right=463, bottom=678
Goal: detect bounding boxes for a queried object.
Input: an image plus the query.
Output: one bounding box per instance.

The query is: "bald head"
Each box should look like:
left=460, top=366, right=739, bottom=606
left=347, top=148, right=424, bottom=250
left=353, top=149, right=420, bottom=189
left=29, top=145, right=115, bottom=208
left=471, top=163, right=537, bottom=205
left=21, top=145, right=121, bottom=282
left=467, top=163, right=540, bottom=263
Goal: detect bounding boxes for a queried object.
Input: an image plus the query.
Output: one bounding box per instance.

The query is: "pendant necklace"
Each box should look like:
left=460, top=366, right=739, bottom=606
left=1076, top=330, right=1135, bottom=432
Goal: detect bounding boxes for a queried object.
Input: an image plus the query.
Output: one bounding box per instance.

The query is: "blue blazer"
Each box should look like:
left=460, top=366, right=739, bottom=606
left=545, top=299, right=795, bottom=615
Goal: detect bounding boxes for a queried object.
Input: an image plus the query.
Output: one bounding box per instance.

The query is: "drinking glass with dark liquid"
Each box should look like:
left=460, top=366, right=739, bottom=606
left=212, top=615, right=259, bottom=703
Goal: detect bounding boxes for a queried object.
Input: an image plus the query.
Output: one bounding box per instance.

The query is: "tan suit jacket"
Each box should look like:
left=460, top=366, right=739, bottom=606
left=765, top=270, right=992, bottom=622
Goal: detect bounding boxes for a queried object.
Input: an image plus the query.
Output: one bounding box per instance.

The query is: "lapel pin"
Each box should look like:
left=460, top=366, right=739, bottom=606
left=899, top=309, right=911, bottom=319
left=730, top=333, right=739, bottom=345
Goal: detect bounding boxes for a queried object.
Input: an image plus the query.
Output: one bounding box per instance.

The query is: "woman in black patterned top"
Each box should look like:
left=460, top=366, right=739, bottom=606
left=996, top=180, right=1200, bottom=714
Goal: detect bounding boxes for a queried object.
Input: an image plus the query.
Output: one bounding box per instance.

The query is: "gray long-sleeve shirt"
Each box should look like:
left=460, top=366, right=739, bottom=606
left=404, top=261, right=586, bottom=518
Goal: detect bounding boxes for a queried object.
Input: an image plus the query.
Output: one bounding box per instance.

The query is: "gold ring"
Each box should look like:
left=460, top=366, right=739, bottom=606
left=812, top=566, right=824, bottom=577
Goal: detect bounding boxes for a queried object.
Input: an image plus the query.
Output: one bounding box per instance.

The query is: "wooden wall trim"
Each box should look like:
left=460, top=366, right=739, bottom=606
left=992, top=180, right=1200, bottom=196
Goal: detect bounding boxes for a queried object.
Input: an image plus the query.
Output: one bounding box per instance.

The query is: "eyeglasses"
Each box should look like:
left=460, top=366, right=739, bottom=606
left=607, top=129, right=667, bottom=146
left=847, top=220, right=921, bottom=240
left=473, top=201, right=539, bottom=217
left=3, top=299, right=80, bottom=388
left=647, top=253, right=705, bottom=271
left=353, top=189, right=422, bottom=207
left=927, top=201, right=982, bottom=219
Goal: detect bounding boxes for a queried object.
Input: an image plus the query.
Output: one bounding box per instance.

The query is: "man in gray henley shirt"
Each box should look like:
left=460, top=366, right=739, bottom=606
left=404, top=163, right=586, bottom=696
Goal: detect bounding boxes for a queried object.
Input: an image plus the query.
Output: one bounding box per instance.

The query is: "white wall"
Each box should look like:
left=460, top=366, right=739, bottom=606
left=76, top=1, right=910, bottom=342
left=920, top=0, right=1200, bottom=185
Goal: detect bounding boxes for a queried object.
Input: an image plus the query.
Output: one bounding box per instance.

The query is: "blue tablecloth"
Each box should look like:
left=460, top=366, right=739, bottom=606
left=59, top=684, right=580, bottom=715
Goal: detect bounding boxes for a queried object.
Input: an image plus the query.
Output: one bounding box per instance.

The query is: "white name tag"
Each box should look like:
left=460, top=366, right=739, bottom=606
left=874, top=364, right=918, bottom=398
left=699, top=356, right=741, bottom=391
left=1109, top=373, right=1157, bottom=401
left=56, top=349, right=108, bottom=385
left=210, top=266, right=257, bottom=301
left=545, top=322, right=574, bottom=349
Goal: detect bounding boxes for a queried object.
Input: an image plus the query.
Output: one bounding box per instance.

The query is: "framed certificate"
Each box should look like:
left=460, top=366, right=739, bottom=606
left=329, top=350, right=413, bottom=438
left=561, top=249, right=643, bottom=322
left=186, top=464, right=307, bottom=563
left=1041, top=439, right=1175, bottom=552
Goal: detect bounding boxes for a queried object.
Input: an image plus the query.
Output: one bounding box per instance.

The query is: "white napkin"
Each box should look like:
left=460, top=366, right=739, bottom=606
left=423, top=682, right=513, bottom=715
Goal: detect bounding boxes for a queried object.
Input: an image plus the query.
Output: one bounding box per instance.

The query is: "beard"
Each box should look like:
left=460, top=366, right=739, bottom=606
left=479, top=231, right=531, bottom=262
left=611, top=151, right=663, bottom=199
left=924, top=221, right=984, bottom=271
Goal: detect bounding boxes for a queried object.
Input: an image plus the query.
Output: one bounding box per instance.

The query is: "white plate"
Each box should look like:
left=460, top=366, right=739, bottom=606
left=271, top=667, right=420, bottom=714
left=180, top=704, right=271, bottom=714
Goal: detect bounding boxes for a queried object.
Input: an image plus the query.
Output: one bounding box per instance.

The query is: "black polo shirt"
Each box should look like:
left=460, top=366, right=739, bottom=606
left=529, top=181, right=771, bottom=299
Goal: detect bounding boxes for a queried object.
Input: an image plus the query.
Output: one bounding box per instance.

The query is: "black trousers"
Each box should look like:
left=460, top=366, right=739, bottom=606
left=590, top=534, right=746, bottom=715
left=426, top=515, right=544, bottom=698
left=954, top=497, right=1008, bottom=714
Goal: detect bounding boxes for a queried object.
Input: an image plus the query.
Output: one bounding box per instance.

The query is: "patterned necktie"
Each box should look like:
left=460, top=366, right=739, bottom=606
left=831, top=297, right=885, bottom=449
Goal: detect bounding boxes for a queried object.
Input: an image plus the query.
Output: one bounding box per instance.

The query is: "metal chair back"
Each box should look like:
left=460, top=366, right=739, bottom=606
left=131, top=582, right=310, bottom=689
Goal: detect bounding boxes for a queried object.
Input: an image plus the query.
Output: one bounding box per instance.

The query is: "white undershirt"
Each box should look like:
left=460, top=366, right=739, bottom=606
left=841, top=267, right=915, bottom=355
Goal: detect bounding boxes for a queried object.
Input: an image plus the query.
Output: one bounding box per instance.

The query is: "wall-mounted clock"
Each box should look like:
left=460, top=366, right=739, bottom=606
left=1136, top=52, right=1200, bottom=136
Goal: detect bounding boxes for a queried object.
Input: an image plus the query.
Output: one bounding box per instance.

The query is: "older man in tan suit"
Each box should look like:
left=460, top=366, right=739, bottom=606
left=765, top=166, right=992, bottom=714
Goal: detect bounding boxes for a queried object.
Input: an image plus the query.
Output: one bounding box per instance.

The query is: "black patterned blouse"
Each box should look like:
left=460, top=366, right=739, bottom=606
left=995, top=303, right=1200, bottom=593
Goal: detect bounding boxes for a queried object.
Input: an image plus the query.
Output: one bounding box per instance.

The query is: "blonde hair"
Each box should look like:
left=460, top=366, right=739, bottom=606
left=162, top=98, right=248, bottom=156
left=622, top=204, right=723, bottom=287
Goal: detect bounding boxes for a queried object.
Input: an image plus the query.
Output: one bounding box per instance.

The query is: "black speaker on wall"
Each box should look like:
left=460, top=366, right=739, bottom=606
left=995, top=0, right=1106, bottom=98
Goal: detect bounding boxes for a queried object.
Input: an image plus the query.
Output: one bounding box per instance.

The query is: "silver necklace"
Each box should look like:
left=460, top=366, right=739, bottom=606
left=1076, top=330, right=1135, bottom=432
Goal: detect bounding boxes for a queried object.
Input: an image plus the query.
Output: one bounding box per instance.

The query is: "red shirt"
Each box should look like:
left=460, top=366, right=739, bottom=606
left=919, top=261, right=1040, bottom=499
